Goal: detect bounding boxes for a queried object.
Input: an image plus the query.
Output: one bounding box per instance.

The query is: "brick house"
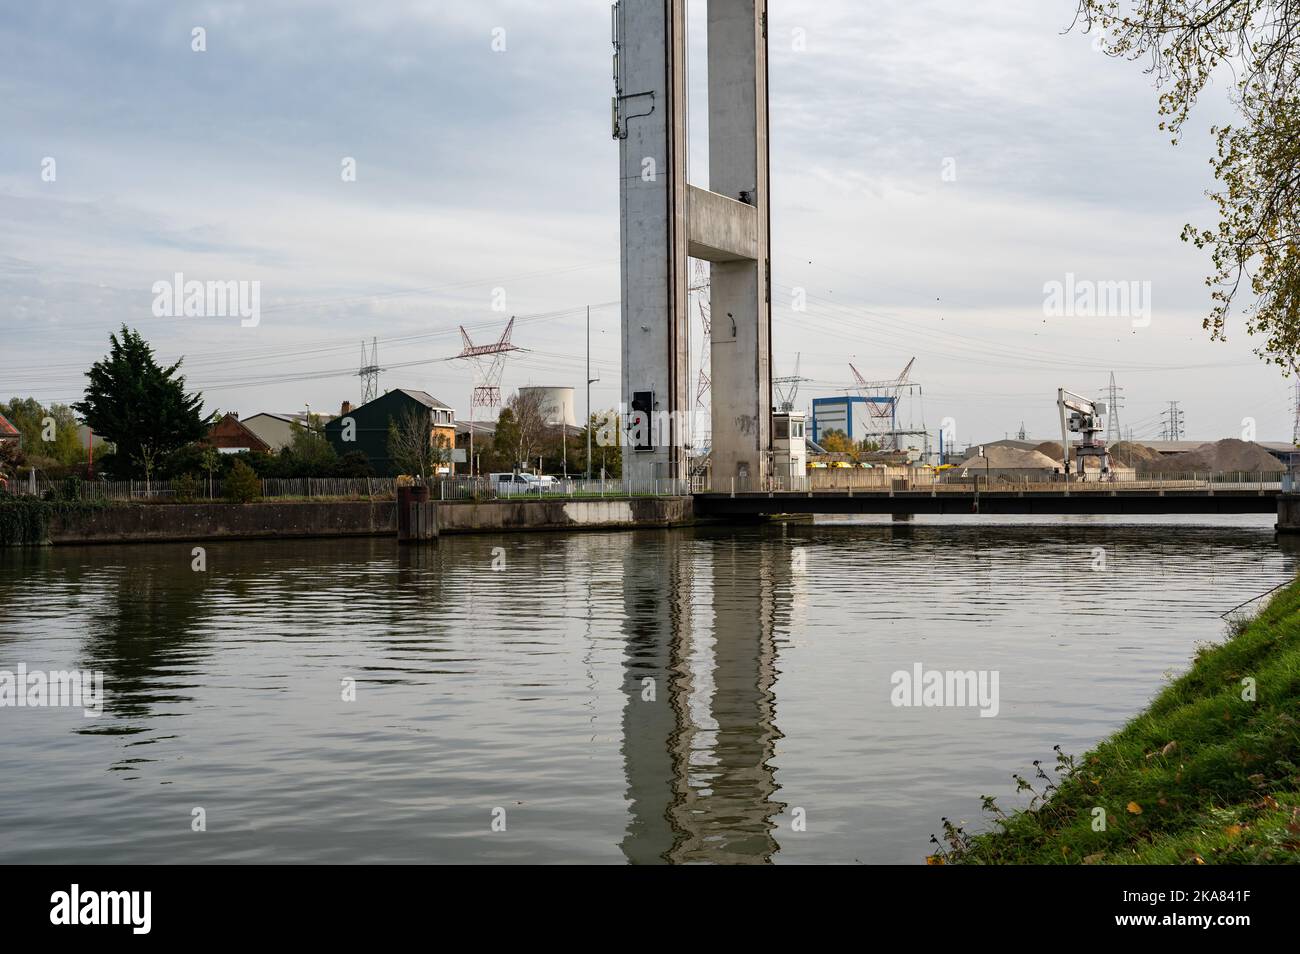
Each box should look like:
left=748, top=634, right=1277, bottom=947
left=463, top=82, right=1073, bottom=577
left=204, top=413, right=272, bottom=454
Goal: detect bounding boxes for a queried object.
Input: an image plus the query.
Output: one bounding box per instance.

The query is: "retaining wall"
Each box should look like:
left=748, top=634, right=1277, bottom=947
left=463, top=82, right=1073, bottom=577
left=42, top=497, right=696, bottom=545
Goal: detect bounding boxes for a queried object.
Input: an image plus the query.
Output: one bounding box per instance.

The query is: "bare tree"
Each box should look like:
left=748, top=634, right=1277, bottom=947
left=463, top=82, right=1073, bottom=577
left=387, top=407, right=435, bottom=482
left=432, top=432, right=452, bottom=474
left=507, top=390, right=547, bottom=471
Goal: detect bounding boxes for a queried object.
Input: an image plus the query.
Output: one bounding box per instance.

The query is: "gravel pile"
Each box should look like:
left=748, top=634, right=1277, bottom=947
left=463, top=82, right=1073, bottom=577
left=1032, top=441, right=1064, bottom=462
left=1145, top=439, right=1285, bottom=474
left=1109, top=441, right=1164, bottom=469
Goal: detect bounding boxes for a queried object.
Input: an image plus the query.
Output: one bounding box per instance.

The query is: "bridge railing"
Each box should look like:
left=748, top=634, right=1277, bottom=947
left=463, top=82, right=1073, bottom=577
left=935, top=472, right=1281, bottom=492
left=700, top=471, right=1284, bottom=494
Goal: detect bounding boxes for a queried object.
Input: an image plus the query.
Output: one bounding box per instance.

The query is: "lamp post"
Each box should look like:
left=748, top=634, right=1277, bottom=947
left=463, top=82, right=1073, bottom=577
left=586, top=305, right=592, bottom=480
left=585, top=305, right=601, bottom=481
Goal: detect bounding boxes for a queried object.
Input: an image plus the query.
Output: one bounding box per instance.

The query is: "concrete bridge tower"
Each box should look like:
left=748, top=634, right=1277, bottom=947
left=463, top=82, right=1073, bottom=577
left=614, top=0, right=772, bottom=489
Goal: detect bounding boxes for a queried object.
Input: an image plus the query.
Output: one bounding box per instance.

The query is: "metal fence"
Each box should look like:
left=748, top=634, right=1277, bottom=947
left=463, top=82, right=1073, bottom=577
left=438, top=476, right=694, bottom=500
left=19, top=470, right=1283, bottom=501
left=23, top=474, right=696, bottom=502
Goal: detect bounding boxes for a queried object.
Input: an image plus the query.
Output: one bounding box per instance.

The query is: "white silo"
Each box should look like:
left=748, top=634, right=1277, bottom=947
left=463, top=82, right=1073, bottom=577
left=519, top=386, right=577, bottom=427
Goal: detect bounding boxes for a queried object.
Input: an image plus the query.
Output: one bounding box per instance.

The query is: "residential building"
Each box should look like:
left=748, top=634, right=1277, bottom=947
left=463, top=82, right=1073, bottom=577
left=0, top=412, right=20, bottom=446
left=243, top=411, right=331, bottom=453
left=323, top=390, right=456, bottom=477
left=204, top=413, right=272, bottom=455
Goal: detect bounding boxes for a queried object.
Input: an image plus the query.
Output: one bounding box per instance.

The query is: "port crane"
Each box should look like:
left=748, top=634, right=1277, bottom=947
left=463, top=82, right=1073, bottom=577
left=1057, top=388, right=1110, bottom=481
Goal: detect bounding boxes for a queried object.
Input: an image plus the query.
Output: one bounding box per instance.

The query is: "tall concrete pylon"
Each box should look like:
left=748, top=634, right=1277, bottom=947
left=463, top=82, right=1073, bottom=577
left=614, top=0, right=772, bottom=489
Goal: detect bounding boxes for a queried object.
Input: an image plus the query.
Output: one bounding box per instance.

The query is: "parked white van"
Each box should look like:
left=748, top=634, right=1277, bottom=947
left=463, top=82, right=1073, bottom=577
left=488, top=472, right=549, bottom=494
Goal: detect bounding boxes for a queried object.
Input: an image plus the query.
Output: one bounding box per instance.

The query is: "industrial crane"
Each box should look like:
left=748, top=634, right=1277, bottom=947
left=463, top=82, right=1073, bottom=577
left=1057, top=388, right=1110, bottom=481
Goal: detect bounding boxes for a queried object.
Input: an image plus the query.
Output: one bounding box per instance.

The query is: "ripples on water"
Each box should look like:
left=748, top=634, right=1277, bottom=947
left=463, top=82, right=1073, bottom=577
left=0, top=515, right=1291, bottom=863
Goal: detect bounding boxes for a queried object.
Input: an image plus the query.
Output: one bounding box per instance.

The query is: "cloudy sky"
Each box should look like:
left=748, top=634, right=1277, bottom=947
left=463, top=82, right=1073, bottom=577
left=0, top=0, right=1291, bottom=445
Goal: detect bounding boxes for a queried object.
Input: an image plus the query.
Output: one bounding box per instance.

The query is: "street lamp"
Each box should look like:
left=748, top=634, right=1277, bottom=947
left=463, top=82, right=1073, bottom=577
left=586, top=305, right=601, bottom=480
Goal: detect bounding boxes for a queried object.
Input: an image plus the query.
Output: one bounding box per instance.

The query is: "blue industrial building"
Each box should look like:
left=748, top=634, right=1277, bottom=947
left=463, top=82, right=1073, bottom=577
left=811, top=396, right=895, bottom=444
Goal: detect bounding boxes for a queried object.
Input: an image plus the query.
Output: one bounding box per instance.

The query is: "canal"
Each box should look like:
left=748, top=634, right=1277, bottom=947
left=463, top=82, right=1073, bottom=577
left=0, top=515, right=1290, bottom=863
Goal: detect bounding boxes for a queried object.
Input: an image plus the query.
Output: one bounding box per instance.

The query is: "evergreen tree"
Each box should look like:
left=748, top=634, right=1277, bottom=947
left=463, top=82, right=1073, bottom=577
left=73, top=326, right=209, bottom=483
left=224, top=458, right=261, bottom=503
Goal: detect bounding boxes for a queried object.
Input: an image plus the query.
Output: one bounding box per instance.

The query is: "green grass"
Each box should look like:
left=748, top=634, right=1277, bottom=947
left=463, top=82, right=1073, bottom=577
left=932, top=578, right=1300, bottom=865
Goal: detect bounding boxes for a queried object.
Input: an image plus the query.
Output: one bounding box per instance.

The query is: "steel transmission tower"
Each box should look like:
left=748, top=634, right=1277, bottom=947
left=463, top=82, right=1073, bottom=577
left=1101, top=371, right=1124, bottom=443
left=1161, top=401, right=1185, bottom=441
left=455, top=317, right=521, bottom=476
left=849, top=358, right=915, bottom=450
left=773, top=353, right=812, bottom=414
left=691, top=261, right=712, bottom=452
left=358, top=337, right=382, bottom=403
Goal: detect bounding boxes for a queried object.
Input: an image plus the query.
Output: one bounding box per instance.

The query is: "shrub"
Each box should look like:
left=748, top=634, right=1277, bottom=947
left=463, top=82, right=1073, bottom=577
left=173, top=473, right=201, bottom=502
left=0, top=498, right=109, bottom=547
left=337, top=451, right=375, bottom=478
left=54, top=475, right=82, bottom=501
left=224, top=459, right=261, bottom=503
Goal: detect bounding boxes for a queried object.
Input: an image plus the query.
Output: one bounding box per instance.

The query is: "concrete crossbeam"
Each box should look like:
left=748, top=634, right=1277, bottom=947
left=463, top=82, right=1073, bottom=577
left=688, top=186, right=758, bottom=262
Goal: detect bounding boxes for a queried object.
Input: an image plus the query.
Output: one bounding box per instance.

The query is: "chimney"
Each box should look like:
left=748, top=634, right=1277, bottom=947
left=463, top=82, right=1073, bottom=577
left=341, top=401, right=352, bottom=416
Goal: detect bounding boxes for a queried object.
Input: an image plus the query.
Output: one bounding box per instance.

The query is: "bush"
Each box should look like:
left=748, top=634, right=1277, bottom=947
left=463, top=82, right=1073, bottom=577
left=1, top=498, right=109, bottom=546
left=161, top=443, right=209, bottom=479
left=224, top=459, right=261, bottom=503
left=54, top=475, right=82, bottom=501
left=237, top=450, right=282, bottom=478
left=337, top=451, right=375, bottom=478
left=173, top=473, right=201, bottom=502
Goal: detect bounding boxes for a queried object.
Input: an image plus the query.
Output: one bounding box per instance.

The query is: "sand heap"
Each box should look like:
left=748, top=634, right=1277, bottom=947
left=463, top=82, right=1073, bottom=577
left=1145, top=439, right=1285, bottom=474
left=1109, top=440, right=1164, bottom=470
left=1032, top=441, right=1064, bottom=462
left=958, top=446, right=1060, bottom=470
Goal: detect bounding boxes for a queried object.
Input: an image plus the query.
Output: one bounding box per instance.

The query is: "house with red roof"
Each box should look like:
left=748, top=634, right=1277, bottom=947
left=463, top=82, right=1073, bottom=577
left=0, top=412, right=21, bottom=446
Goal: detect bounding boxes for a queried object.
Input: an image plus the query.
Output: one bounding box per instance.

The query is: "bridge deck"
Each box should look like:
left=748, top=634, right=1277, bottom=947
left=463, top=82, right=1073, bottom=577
left=694, top=488, right=1280, bottom=516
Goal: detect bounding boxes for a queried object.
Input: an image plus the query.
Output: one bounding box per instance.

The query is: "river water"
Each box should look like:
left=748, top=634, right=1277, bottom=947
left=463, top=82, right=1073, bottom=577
left=0, top=515, right=1290, bottom=864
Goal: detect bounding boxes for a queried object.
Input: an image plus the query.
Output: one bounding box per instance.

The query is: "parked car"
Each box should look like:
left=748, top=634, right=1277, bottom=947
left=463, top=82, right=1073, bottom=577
left=488, top=472, right=550, bottom=494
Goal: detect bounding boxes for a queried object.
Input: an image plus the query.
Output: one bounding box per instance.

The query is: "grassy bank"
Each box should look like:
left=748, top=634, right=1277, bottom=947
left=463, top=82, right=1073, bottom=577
left=933, top=578, right=1300, bottom=865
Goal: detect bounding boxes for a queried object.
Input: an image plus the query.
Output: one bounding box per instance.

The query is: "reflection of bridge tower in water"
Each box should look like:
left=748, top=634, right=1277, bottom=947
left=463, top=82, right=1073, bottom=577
left=619, top=533, right=787, bottom=864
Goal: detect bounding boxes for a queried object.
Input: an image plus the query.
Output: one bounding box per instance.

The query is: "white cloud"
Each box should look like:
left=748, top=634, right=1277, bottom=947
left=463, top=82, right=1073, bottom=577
left=0, top=0, right=1289, bottom=438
